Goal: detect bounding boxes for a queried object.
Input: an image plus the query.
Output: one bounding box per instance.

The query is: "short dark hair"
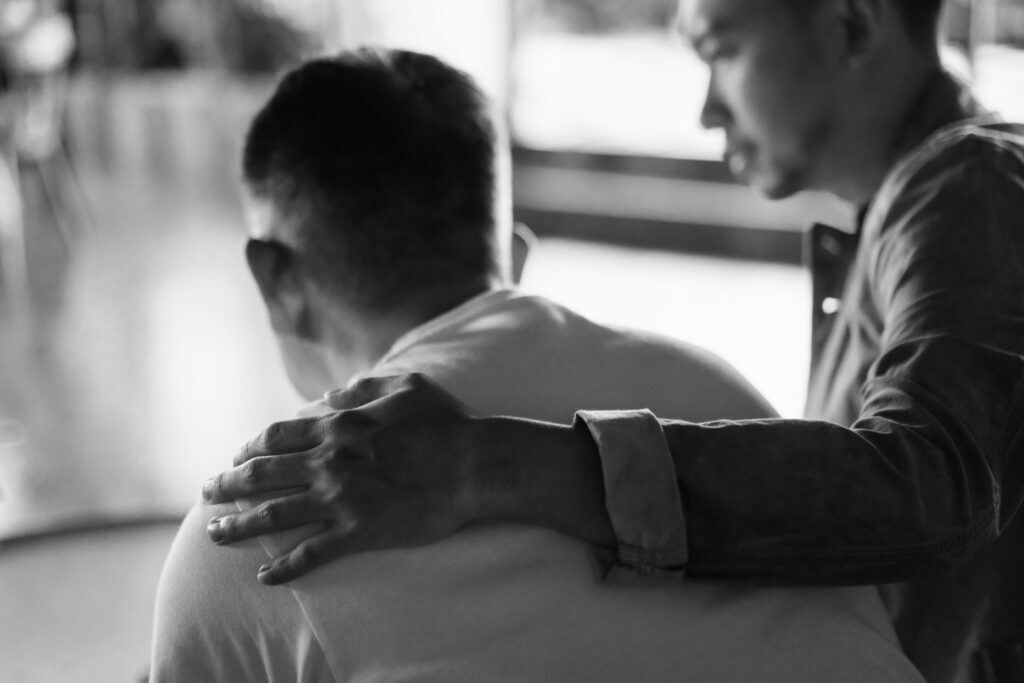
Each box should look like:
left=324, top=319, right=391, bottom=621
left=890, top=0, right=945, bottom=43
left=242, top=47, right=499, bottom=313
left=786, top=0, right=945, bottom=45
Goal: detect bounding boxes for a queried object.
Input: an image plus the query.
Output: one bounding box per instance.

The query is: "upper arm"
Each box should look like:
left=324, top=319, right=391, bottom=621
left=151, top=503, right=333, bottom=682
left=864, top=142, right=1024, bottom=528
left=873, top=141, right=1024, bottom=345
left=648, top=139, right=1024, bottom=579
left=150, top=504, right=268, bottom=682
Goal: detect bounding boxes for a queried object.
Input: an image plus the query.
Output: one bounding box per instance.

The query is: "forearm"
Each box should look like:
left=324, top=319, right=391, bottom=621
left=465, top=415, right=617, bottom=548
left=661, top=338, right=1021, bottom=585
left=662, top=418, right=993, bottom=583
left=459, top=377, right=1012, bottom=586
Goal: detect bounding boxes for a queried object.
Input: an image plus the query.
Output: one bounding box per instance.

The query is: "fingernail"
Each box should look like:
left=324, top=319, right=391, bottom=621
left=201, top=478, right=215, bottom=502
left=257, top=564, right=274, bottom=584
left=207, top=518, right=223, bottom=543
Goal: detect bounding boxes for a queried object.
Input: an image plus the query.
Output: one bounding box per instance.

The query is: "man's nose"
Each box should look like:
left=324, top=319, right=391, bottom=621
left=699, top=76, right=729, bottom=130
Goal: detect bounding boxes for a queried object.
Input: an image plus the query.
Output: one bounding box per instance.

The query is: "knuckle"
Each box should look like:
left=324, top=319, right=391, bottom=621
left=328, top=411, right=363, bottom=431
left=322, top=456, right=346, bottom=475
left=256, top=501, right=279, bottom=527
left=312, top=449, right=340, bottom=474
left=241, top=459, right=264, bottom=485
left=321, top=482, right=347, bottom=506
left=347, top=378, right=377, bottom=404
left=260, top=421, right=288, bottom=448
left=208, top=473, right=224, bottom=499
left=315, top=445, right=363, bottom=474
left=329, top=411, right=358, bottom=432
left=313, top=415, right=332, bottom=440
left=338, top=513, right=362, bottom=537
left=233, top=442, right=252, bottom=466
left=353, top=375, right=383, bottom=392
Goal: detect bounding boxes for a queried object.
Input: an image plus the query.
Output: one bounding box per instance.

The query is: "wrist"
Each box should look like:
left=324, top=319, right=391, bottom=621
left=459, top=415, right=613, bottom=546
left=455, top=415, right=519, bottom=524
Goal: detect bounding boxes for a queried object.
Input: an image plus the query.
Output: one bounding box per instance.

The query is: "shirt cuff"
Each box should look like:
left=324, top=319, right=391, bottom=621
left=574, top=409, right=688, bottom=580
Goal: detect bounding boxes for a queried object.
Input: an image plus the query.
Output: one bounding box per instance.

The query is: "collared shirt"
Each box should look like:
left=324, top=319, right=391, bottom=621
left=579, top=71, right=1024, bottom=683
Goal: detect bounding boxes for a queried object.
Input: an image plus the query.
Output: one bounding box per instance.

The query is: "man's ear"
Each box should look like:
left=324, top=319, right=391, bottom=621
left=511, top=222, right=537, bottom=286
left=245, top=238, right=311, bottom=338
left=835, top=0, right=885, bottom=65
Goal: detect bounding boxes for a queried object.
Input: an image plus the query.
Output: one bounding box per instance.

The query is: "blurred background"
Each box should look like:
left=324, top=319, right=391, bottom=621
left=0, top=0, right=1022, bottom=679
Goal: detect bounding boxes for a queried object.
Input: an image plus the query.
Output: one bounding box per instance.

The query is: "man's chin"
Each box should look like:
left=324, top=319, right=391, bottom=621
left=746, top=172, right=802, bottom=201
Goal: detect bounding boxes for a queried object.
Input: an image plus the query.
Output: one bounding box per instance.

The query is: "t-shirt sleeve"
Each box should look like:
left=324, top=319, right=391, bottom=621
left=150, top=503, right=335, bottom=682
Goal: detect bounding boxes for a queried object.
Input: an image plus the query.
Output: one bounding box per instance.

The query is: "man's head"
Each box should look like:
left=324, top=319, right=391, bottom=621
left=241, top=48, right=509, bottom=398
left=679, top=0, right=945, bottom=202
left=784, top=0, right=944, bottom=45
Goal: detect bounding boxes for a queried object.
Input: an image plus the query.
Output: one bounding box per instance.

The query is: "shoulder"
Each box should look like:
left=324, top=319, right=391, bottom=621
left=878, top=121, right=1024, bottom=225
left=151, top=504, right=268, bottom=680
left=600, top=323, right=777, bottom=420
left=868, top=122, right=1024, bottom=270
left=154, top=503, right=264, bottom=623
left=860, top=123, right=1024, bottom=338
left=482, top=294, right=777, bottom=420
left=909, top=121, right=1024, bottom=177
left=377, top=291, right=775, bottom=423
left=151, top=504, right=331, bottom=682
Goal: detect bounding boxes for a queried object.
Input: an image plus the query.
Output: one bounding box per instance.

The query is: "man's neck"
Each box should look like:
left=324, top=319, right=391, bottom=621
left=325, top=277, right=504, bottom=384
left=822, top=36, right=952, bottom=207
left=404, top=278, right=502, bottom=335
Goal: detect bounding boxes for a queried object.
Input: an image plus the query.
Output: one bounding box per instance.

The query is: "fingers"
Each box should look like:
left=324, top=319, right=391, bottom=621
left=234, top=416, right=327, bottom=466
left=203, top=453, right=311, bottom=504
left=207, top=492, right=323, bottom=545
left=323, top=374, right=420, bottom=411
left=257, top=534, right=342, bottom=585
left=324, top=372, right=471, bottom=421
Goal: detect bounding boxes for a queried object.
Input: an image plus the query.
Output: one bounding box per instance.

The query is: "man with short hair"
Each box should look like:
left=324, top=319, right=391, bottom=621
left=150, top=47, right=923, bottom=682
left=202, top=3, right=1024, bottom=682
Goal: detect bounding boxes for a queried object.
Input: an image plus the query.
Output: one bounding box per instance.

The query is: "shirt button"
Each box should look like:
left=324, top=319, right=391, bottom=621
left=821, top=297, right=841, bottom=315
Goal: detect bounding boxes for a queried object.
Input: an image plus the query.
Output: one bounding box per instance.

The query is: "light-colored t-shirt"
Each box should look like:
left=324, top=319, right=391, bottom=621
left=151, top=288, right=923, bottom=682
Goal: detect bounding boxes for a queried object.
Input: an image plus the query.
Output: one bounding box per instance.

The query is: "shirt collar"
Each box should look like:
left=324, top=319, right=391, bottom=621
left=349, top=287, right=519, bottom=386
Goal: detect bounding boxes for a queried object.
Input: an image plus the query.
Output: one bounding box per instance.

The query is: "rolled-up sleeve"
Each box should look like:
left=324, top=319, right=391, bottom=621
left=575, top=409, right=688, bottom=579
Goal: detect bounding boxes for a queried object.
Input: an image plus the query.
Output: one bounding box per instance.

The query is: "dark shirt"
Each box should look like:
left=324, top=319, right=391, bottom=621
left=579, top=70, right=1024, bottom=683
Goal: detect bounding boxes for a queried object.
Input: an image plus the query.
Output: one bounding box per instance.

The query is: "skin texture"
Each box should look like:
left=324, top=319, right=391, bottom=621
left=683, top=0, right=939, bottom=203
left=205, top=0, right=942, bottom=583
left=204, top=374, right=611, bottom=584
left=243, top=197, right=430, bottom=401
left=685, top=0, right=841, bottom=198
left=207, top=376, right=478, bottom=582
